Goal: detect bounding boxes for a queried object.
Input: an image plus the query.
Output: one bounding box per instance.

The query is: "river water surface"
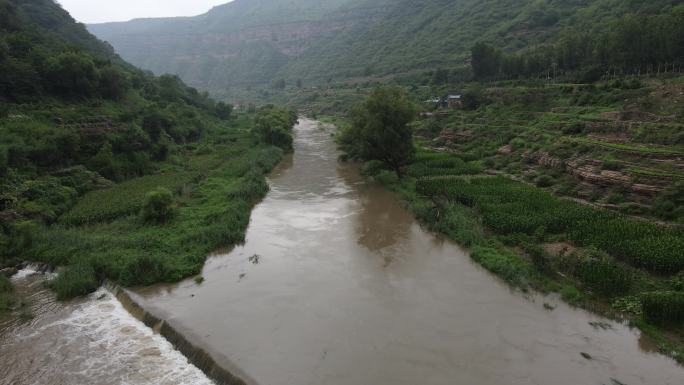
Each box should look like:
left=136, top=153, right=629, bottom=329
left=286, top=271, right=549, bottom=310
left=1, top=118, right=683, bottom=385
left=135, top=119, right=682, bottom=385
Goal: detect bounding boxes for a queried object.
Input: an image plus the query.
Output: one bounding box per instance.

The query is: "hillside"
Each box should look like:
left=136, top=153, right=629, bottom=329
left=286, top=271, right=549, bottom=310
left=88, top=0, right=681, bottom=99
left=88, top=0, right=391, bottom=93
left=0, top=0, right=294, bottom=304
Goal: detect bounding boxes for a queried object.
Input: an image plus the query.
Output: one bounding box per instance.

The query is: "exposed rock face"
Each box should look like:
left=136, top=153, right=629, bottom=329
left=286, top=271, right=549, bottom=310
left=523, top=152, right=665, bottom=197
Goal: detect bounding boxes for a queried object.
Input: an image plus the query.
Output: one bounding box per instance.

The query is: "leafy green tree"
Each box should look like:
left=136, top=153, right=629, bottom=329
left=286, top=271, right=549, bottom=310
left=44, top=51, right=99, bottom=97
left=0, top=0, right=19, bottom=32
left=215, top=101, right=233, bottom=120
left=141, top=187, right=175, bottom=224
left=157, top=74, right=183, bottom=102
left=253, top=106, right=296, bottom=150
left=89, top=142, right=117, bottom=180
left=98, top=65, right=129, bottom=99
left=471, top=42, right=501, bottom=79
left=653, top=182, right=684, bottom=222
left=142, top=108, right=173, bottom=141
left=338, top=86, right=416, bottom=177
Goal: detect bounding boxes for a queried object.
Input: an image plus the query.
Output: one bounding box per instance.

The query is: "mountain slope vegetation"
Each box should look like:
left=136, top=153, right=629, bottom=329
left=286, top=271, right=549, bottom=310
left=0, top=0, right=295, bottom=302
left=88, top=0, right=682, bottom=98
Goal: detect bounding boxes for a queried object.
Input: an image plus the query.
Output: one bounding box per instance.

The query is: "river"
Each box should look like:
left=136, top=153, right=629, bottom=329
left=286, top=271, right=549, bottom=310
left=1, top=118, right=683, bottom=384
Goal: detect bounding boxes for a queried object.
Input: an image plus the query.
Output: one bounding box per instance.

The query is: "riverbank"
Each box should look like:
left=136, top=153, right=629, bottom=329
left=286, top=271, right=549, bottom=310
left=0, top=108, right=297, bottom=305
left=361, top=146, right=684, bottom=364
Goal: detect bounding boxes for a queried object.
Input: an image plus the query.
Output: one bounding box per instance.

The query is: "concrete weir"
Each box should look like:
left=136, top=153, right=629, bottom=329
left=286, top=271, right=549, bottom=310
left=106, top=282, right=256, bottom=385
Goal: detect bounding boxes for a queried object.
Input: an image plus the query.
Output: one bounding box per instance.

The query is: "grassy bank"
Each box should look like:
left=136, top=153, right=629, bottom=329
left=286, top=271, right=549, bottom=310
left=364, top=147, right=684, bottom=363
left=27, top=115, right=287, bottom=300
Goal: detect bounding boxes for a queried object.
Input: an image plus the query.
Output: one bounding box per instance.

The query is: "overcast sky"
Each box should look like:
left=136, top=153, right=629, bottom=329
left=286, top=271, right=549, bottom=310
left=57, top=0, right=232, bottom=24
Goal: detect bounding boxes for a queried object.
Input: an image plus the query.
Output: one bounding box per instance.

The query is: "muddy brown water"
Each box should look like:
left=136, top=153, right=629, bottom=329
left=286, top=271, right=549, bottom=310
left=1, top=118, right=682, bottom=385
left=134, top=119, right=681, bottom=385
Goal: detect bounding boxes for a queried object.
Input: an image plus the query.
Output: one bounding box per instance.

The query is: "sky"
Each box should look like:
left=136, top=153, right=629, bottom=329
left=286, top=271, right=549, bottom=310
left=57, top=0, right=233, bottom=24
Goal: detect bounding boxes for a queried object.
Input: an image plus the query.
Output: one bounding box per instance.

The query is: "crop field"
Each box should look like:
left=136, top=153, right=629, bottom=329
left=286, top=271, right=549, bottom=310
left=416, top=176, right=684, bottom=274
left=569, top=138, right=684, bottom=156
left=60, top=172, right=197, bottom=225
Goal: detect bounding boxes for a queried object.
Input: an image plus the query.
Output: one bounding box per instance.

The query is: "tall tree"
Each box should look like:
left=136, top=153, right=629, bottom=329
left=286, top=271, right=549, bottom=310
left=338, top=86, right=416, bottom=177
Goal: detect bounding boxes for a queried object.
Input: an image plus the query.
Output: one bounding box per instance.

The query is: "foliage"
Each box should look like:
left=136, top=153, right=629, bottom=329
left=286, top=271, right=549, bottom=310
left=338, top=86, right=417, bottom=176
left=653, top=182, right=684, bottom=222
left=0, top=0, right=288, bottom=302
left=253, top=105, right=297, bottom=150
left=471, top=244, right=535, bottom=288
left=50, top=264, right=98, bottom=300
left=416, top=176, right=684, bottom=274
left=61, top=173, right=193, bottom=225
left=141, top=187, right=175, bottom=224
left=575, top=250, right=632, bottom=296
left=641, top=291, right=684, bottom=326
left=471, top=8, right=684, bottom=81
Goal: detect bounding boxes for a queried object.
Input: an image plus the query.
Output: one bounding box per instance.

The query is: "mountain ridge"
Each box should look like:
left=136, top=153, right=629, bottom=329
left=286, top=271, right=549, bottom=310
left=88, top=0, right=681, bottom=99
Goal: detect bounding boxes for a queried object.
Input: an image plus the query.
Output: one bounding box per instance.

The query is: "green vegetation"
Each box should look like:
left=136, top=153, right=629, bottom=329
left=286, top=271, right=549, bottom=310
left=471, top=8, right=684, bottom=81
left=363, top=144, right=684, bottom=361
left=61, top=173, right=194, bottom=225
left=642, top=292, right=684, bottom=327
left=50, top=264, right=98, bottom=300
left=346, top=75, right=684, bottom=361
left=0, top=0, right=293, bottom=304
left=338, top=86, right=417, bottom=176
left=416, top=176, right=684, bottom=274
left=0, top=275, right=13, bottom=311
left=253, top=105, right=298, bottom=151
left=141, top=187, right=175, bottom=224
left=88, top=0, right=682, bottom=102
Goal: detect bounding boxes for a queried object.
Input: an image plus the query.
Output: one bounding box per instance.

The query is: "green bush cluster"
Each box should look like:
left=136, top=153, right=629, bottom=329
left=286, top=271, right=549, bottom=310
left=416, top=176, right=684, bottom=274
left=141, top=187, right=175, bottom=224
left=471, top=245, right=535, bottom=288
left=253, top=105, right=297, bottom=150
left=574, top=251, right=632, bottom=296
left=641, top=291, right=684, bottom=326
left=50, top=264, right=98, bottom=300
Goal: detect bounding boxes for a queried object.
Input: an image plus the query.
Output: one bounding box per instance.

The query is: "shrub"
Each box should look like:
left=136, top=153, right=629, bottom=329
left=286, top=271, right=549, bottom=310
left=141, top=187, right=175, bottom=224
left=576, top=251, right=632, bottom=296
left=641, top=291, right=684, bottom=326
left=361, top=160, right=386, bottom=177
left=118, top=254, right=168, bottom=286
left=471, top=245, right=534, bottom=288
left=606, top=192, right=624, bottom=204
left=535, top=175, right=555, bottom=188
left=50, top=264, right=99, bottom=300
left=375, top=170, right=399, bottom=186
left=0, top=275, right=12, bottom=293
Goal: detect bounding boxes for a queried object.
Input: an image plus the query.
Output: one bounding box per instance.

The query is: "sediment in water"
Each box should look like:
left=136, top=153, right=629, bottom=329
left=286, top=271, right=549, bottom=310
left=105, top=282, right=256, bottom=385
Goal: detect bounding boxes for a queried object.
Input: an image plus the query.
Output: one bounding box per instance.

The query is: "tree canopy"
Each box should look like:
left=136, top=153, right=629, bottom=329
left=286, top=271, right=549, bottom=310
left=338, top=86, right=417, bottom=176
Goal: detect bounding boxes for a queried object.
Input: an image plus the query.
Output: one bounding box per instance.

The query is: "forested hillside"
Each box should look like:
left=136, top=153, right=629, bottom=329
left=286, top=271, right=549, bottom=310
left=88, top=0, right=682, bottom=99
left=0, top=0, right=295, bottom=305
